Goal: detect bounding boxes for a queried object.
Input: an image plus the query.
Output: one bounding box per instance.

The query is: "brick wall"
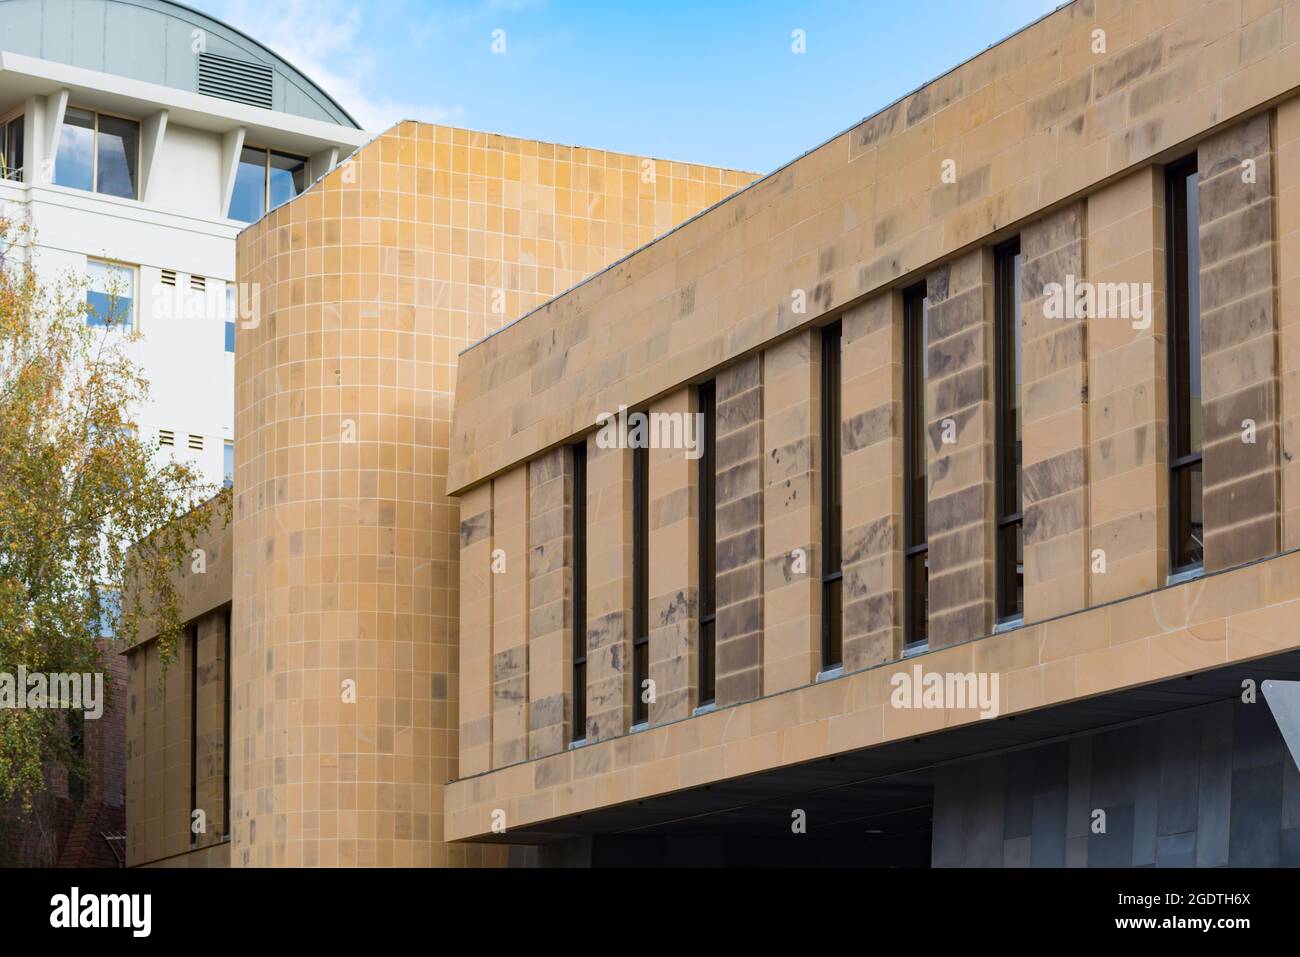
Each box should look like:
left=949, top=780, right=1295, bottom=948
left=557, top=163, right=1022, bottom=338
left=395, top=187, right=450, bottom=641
left=841, top=293, right=903, bottom=669
left=1021, top=203, right=1090, bottom=621
left=1281, top=98, right=1300, bottom=549
left=762, top=331, right=821, bottom=691
left=648, top=388, right=700, bottom=724
left=527, top=447, right=574, bottom=757
left=458, top=484, right=493, bottom=777
left=925, top=250, right=996, bottom=649
left=492, top=469, right=530, bottom=767
left=1086, top=167, right=1168, bottom=602
left=714, top=357, right=765, bottom=706
left=1198, top=114, right=1282, bottom=571
left=584, top=435, right=633, bottom=741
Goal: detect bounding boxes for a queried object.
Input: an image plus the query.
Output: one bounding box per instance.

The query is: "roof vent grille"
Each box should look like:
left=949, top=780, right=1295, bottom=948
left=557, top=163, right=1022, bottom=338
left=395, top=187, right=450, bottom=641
left=198, top=53, right=274, bottom=111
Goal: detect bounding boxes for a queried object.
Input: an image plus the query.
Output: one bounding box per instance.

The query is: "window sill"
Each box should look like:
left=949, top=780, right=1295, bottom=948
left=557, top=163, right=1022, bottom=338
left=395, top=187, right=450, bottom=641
left=692, top=701, right=716, bottom=717
left=993, top=616, right=1024, bottom=634
left=815, top=665, right=844, bottom=683
left=630, top=720, right=650, bottom=733
left=567, top=737, right=588, bottom=750
left=902, top=641, right=929, bottom=658
left=1166, top=565, right=1204, bottom=587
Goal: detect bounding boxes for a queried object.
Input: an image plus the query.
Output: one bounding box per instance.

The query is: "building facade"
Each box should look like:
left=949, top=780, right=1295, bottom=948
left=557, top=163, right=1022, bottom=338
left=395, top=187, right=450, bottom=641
left=443, top=0, right=1300, bottom=866
left=123, top=120, right=755, bottom=866
left=0, top=0, right=363, bottom=867
left=121, top=0, right=1300, bottom=868
left=0, top=0, right=366, bottom=489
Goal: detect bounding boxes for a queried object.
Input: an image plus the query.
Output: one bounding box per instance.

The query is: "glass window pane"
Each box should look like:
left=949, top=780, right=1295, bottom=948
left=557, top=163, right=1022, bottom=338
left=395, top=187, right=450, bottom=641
left=1012, top=251, right=1023, bottom=509
left=907, top=552, right=928, bottom=645
left=229, top=147, right=267, bottom=223
left=56, top=108, right=95, bottom=191
left=1015, top=522, right=1024, bottom=615
left=999, top=522, right=1024, bottom=620
left=821, top=323, right=842, bottom=573
left=905, top=289, right=928, bottom=548
left=2, top=116, right=24, bottom=182
left=633, top=640, right=649, bottom=724
left=573, top=660, right=586, bottom=740
left=823, top=578, right=842, bottom=667
left=96, top=115, right=139, bottom=199
left=1184, top=171, right=1202, bottom=452
left=268, top=152, right=308, bottom=210
left=1174, top=463, right=1204, bottom=569
left=86, top=261, right=133, bottom=328
left=223, top=441, right=235, bottom=489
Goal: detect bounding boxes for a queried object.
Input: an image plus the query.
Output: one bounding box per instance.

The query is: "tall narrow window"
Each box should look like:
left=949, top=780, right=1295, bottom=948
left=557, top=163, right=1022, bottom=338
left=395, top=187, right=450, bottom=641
left=995, top=239, right=1023, bottom=622
left=222, top=607, right=231, bottom=840
left=698, top=382, right=717, bottom=706
left=904, top=284, right=929, bottom=647
left=230, top=147, right=268, bottom=223
left=1167, top=156, right=1203, bottom=572
left=821, top=321, right=843, bottom=670
left=632, top=441, right=650, bottom=725
left=571, top=441, right=588, bottom=742
left=1, top=114, right=24, bottom=182
left=188, top=623, right=199, bottom=848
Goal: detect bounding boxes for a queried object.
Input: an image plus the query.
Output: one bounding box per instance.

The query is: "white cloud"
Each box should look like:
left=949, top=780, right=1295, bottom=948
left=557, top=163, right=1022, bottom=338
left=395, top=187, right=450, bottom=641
left=206, top=0, right=463, bottom=133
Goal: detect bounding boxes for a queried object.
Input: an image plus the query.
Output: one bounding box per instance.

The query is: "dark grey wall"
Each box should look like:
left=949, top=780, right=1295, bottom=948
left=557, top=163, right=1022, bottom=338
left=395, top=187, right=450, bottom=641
left=932, top=698, right=1300, bottom=867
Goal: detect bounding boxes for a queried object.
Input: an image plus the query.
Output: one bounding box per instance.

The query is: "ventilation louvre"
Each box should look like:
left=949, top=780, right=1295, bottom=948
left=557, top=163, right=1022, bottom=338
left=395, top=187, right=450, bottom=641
left=198, top=52, right=274, bottom=111
left=188, top=434, right=204, bottom=451
left=160, top=269, right=177, bottom=287
left=190, top=275, right=207, bottom=293
left=159, top=429, right=174, bottom=447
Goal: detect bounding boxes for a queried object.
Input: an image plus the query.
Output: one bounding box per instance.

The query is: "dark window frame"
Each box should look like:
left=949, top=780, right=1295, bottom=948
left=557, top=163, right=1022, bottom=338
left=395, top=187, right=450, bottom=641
left=698, top=381, right=717, bottom=706
left=820, top=321, right=843, bottom=670
left=903, top=284, right=929, bottom=647
left=632, top=439, right=650, bottom=725
left=188, top=622, right=199, bottom=848
left=1, top=112, right=24, bottom=182
left=222, top=607, right=231, bottom=840
left=1166, top=155, right=1204, bottom=574
left=571, top=441, right=588, bottom=742
left=994, top=238, right=1024, bottom=623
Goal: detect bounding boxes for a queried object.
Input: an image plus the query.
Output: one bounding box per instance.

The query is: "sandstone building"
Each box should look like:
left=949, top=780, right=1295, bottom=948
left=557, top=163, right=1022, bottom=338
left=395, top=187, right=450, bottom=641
left=123, top=122, right=754, bottom=867
left=128, top=0, right=1300, bottom=867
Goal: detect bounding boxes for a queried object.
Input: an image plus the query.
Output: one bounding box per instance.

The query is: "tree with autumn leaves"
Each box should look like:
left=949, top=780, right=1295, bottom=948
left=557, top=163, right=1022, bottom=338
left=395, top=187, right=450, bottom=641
left=0, top=217, right=229, bottom=830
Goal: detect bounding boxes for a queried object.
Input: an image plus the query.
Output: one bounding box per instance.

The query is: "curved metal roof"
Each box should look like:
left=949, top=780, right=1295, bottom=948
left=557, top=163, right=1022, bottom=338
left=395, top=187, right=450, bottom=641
left=0, top=0, right=360, bottom=128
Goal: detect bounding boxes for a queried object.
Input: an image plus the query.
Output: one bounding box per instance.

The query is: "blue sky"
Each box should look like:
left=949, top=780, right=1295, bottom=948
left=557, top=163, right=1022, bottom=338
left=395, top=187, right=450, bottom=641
left=198, top=0, right=1065, bottom=174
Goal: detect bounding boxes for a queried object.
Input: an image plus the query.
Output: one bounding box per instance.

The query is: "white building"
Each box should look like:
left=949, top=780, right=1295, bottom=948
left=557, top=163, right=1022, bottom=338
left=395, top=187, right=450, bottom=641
left=0, top=0, right=367, bottom=486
